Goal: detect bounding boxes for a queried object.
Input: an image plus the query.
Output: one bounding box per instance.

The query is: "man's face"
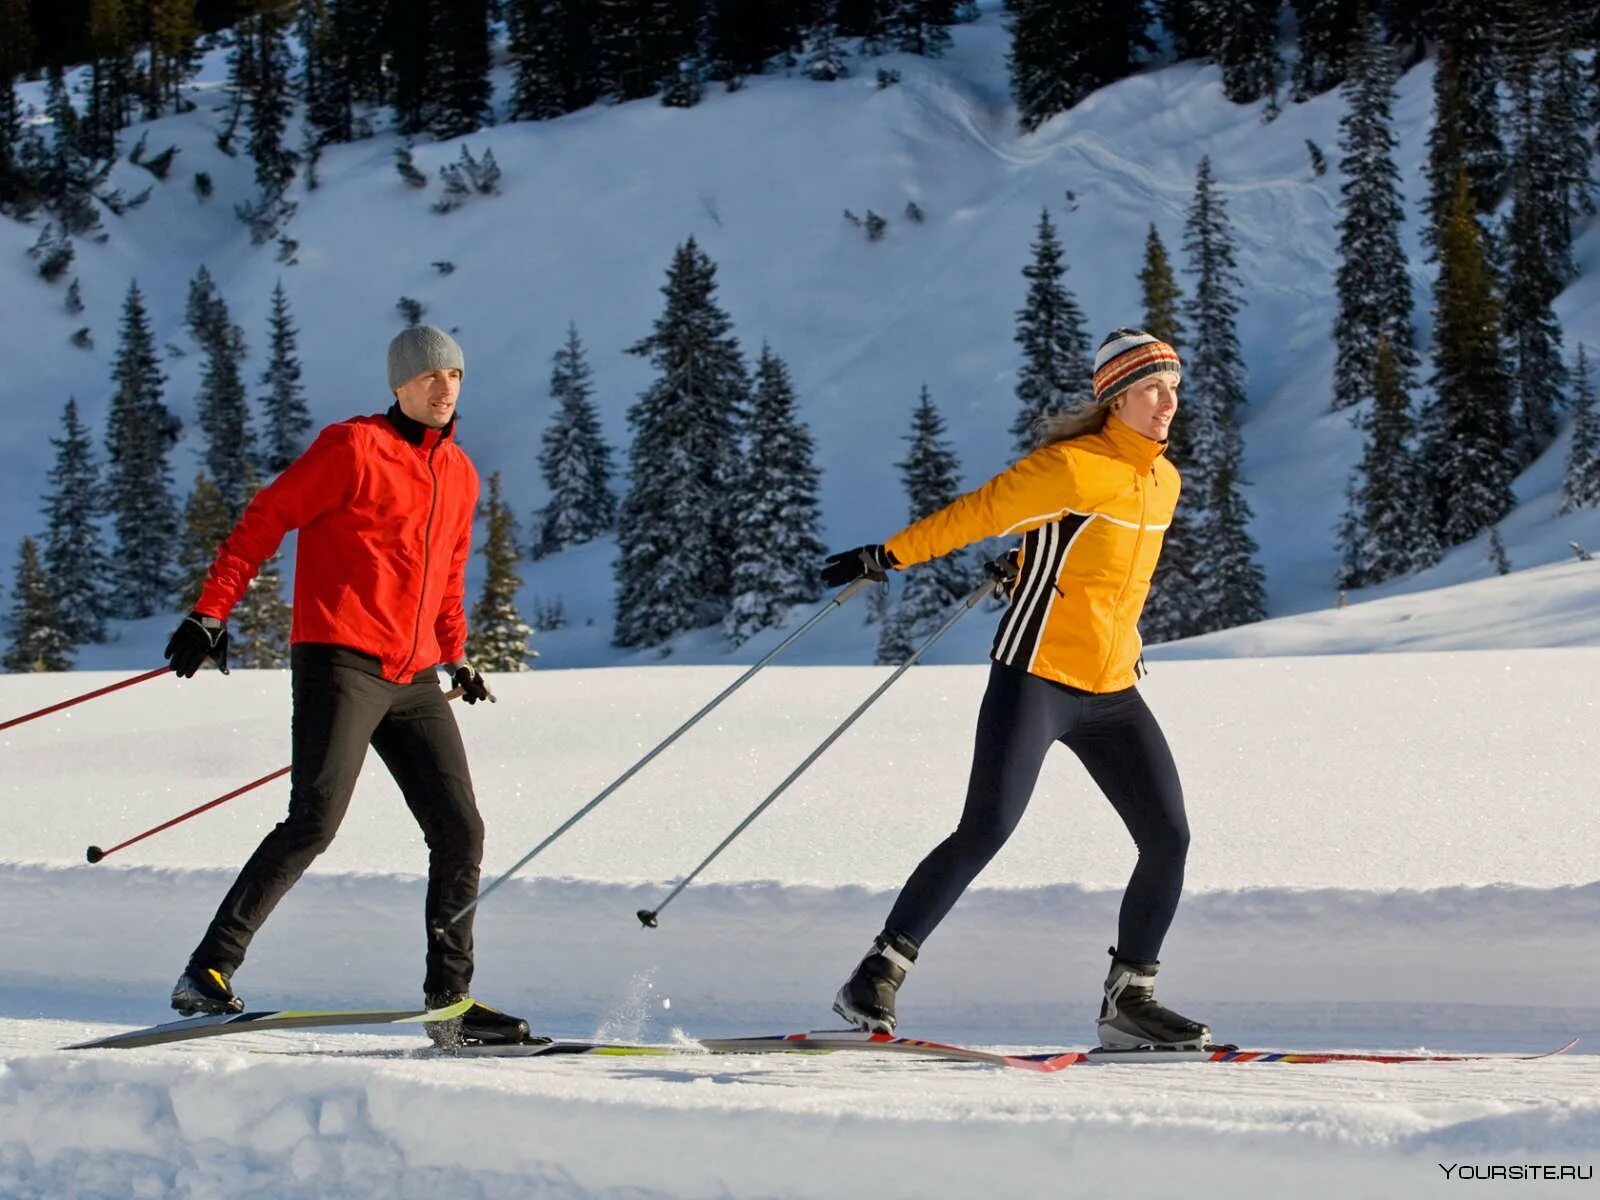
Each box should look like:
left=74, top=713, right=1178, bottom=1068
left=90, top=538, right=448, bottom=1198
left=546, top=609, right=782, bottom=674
left=394, top=367, right=463, bottom=428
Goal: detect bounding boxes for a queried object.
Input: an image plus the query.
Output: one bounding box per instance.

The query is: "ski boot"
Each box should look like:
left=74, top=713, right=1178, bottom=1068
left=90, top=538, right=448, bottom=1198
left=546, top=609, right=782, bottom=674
left=171, top=964, right=245, bottom=1016
left=423, top=993, right=537, bottom=1049
left=1096, top=948, right=1210, bottom=1050
left=832, top=929, right=918, bottom=1034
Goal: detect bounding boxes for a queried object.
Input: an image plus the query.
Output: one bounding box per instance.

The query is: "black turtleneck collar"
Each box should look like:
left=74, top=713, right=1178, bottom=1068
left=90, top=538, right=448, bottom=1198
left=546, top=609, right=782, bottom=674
left=386, top=402, right=457, bottom=449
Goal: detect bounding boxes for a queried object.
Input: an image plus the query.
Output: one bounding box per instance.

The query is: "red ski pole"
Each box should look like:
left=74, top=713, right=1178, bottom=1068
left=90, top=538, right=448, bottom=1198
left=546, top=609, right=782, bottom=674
left=84, top=686, right=468, bottom=863
left=1, top=666, right=171, bottom=734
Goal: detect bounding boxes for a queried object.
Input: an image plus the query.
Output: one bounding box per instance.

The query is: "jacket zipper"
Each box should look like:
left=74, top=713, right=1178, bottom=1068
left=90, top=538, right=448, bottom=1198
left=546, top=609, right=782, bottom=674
left=1097, top=469, right=1148, bottom=688
left=405, top=443, right=441, bottom=677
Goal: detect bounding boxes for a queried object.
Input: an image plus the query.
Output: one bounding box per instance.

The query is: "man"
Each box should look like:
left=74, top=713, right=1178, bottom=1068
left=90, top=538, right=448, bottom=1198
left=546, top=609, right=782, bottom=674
left=163, top=326, right=529, bottom=1047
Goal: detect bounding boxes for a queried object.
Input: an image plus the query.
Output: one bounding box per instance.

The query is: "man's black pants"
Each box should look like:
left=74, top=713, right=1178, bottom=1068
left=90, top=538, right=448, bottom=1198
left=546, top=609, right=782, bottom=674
left=191, top=647, right=484, bottom=996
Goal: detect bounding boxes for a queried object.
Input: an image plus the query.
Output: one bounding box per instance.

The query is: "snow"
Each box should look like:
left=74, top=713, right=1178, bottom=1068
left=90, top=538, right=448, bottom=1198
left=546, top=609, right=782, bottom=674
left=2, top=653, right=1597, bottom=1197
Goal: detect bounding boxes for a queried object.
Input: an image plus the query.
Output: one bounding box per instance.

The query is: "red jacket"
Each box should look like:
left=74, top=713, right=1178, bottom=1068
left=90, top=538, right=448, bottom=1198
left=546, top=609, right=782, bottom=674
left=196, top=408, right=480, bottom=682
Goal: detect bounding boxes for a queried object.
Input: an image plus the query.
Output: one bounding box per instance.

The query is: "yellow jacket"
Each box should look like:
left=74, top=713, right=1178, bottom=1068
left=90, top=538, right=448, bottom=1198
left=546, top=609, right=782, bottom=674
left=885, top=416, right=1179, bottom=693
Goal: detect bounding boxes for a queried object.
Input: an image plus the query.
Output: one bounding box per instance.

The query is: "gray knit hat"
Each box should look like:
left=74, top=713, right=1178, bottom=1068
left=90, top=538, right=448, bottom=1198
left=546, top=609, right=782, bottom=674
left=388, top=325, right=465, bottom=391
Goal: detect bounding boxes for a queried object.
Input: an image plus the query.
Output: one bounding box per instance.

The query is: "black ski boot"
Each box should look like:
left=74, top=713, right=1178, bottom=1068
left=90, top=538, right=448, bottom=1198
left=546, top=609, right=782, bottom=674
left=424, top=993, right=537, bottom=1049
left=171, top=964, right=245, bottom=1016
left=832, top=929, right=919, bottom=1034
left=1096, top=948, right=1210, bottom=1050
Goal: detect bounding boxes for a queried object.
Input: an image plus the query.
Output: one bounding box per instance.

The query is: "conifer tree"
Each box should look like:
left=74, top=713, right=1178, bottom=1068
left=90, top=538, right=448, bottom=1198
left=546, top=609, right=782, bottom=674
left=613, top=238, right=748, bottom=648
left=803, top=9, right=849, bottom=80
left=1420, top=170, right=1516, bottom=546
left=0, top=0, right=35, bottom=215
left=177, top=471, right=231, bottom=607
left=42, top=397, right=110, bottom=644
left=230, top=551, right=292, bottom=666
left=724, top=344, right=827, bottom=646
left=340, top=0, right=390, bottom=106
left=885, top=0, right=952, bottom=56
left=105, top=280, right=181, bottom=618
left=1434, top=0, right=1505, bottom=213
left=598, top=0, right=678, bottom=102
left=1338, top=336, right=1438, bottom=587
left=36, top=66, right=109, bottom=238
left=141, top=0, right=199, bottom=119
left=1010, top=0, right=1152, bottom=130
left=229, top=0, right=296, bottom=234
left=187, top=266, right=254, bottom=515
left=389, top=0, right=433, bottom=131
left=1290, top=0, right=1360, bottom=101
left=469, top=472, right=535, bottom=671
left=86, top=0, right=136, bottom=159
left=300, top=0, right=356, bottom=150
left=259, top=281, right=309, bottom=473
left=3, top=538, right=73, bottom=672
left=1213, top=0, right=1282, bottom=105
left=878, top=384, right=967, bottom=663
left=535, top=323, right=616, bottom=558
left=1560, top=346, right=1600, bottom=513
left=1139, top=223, right=1184, bottom=351
left=1012, top=208, right=1092, bottom=455
left=1177, top=155, right=1264, bottom=633
left=1332, top=18, right=1417, bottom=411
left=707, top=0, right=794, bottom=80
left=430, top=0, right=492, bottom=136
left=510, top=0, right=568, bottom=119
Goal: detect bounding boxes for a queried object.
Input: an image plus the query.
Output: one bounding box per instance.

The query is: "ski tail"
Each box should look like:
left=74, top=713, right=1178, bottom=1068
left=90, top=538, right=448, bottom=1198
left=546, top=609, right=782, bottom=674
left=65, top=998, right=473, bottom=1051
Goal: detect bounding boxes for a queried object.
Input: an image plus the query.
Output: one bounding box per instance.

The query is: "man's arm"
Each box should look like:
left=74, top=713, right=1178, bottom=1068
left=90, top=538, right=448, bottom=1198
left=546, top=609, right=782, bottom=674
left=194, top=425, right=359, bottom=620
left=433, top=471, right=479, bottom=666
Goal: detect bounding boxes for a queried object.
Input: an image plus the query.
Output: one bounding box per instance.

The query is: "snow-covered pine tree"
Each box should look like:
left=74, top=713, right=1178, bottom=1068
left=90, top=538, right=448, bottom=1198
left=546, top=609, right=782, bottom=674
left=723, top=344, right=826, bottom=646
left=230, top=552, right=292, bottom=666
left=230, top=0, right=296, bottom=205
left=1139, top=223, right=1184, bottom=351
left=885, top=0, right=952, bottom=57
left=339, top=0, right=390, bottom=107
left=1337, top=335, right=1439, bottom=587
left=85, top=0, right=137, bottom=159
left=178, top=472, right=231, bottom=609
left=1213, top=0, right=1282, bottom=105
left=300, top=0, right=357, bottom=150
left=186, top=266, right=255, bottom=516
left=468, top=472, right=534, bottom=670
left=105, top=280, right=181, bottom=619
left=1290, top=0, right=1360, bottom=101
left=141, top=0, right=200, bottom=119
left=430, top=0, right=492, bottom=136
left=3, top=538, right=73, bottom=672
left=0, top=0, right=31, bottom=218
left=510, top=0, right=566, bottom=119
left=598, top=0, right=677, bottom=102
left=534, top=322, right=616, bottom=557
left=803, top=9, right=849, bottom=81
left=879, top=384, right=969, bottom=662
left=36, top=66, right=108, bottom=238
left=1438, top=0, right=1505, bottom=213
left=1011, top=207, right=1092, bottom=455
left=1561, top=345, right=1600, bottom=513
left=1332, top=18, right=1417, bottom=411
left=1487, top=525, right=1511, bottom=574
left=42, top=397, right=110, bottom=644
left=1180, top=155, right=1265, bottom=633
left=613, top=238, right=748, bottom=648
left=1420, top=169, right=1516, bottom=546
left=1011, top=0, right=1152, bottom=129
left=259, top=280, right=309, bottom=473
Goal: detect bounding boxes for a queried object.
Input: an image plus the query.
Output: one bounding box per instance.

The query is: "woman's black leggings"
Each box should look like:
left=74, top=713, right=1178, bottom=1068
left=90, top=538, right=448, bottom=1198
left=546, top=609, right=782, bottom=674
left=885, top=661, right=1189, bottom=964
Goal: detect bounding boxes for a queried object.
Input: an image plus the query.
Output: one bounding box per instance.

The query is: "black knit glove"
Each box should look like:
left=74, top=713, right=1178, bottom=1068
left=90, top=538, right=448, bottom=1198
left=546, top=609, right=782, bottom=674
left=448, top=662, right=494, bottom=705
left=164, top=613, right=230, bottom=678
left=983, top=549, right=1022, bottom=589
left=821, top=544, right=898, bottom=588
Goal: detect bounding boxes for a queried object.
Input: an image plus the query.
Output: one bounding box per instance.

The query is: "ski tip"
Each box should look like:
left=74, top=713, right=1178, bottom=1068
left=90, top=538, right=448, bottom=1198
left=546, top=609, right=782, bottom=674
left=85, top=845, right=105, bottom=864
left=636, top=909, right=659, bottom=929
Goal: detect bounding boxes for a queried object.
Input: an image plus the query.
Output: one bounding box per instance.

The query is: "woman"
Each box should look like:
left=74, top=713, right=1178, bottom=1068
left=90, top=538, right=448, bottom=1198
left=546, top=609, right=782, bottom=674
left=820, top=328, right=1206, bottom=1049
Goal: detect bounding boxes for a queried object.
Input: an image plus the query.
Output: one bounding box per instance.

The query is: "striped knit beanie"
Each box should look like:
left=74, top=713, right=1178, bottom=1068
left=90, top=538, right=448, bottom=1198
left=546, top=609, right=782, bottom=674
left=1092, top=328, right=1181, bottom=404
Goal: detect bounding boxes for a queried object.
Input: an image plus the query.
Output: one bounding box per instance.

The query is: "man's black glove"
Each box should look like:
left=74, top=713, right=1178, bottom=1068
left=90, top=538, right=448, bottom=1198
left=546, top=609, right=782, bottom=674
left=983, top=548, right=1022, bottom=590
left=448, top=662, right=494, bottom=704
left=164, top=613, right=229, bottom=678
left=821, top=544, right=898, bottom=588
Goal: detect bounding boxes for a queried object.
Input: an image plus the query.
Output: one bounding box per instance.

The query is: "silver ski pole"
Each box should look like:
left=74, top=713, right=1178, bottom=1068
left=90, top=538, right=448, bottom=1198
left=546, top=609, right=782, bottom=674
left=637, top=573, right=1002, bottom=928
left=450, top=577, right=878, bottom=924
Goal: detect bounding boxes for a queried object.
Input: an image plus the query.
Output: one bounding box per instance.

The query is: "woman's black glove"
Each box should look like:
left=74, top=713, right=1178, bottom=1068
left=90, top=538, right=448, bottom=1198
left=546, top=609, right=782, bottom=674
left=820, top=544, right=898, bottom=588
left=164, top=613, right=230, bottom=678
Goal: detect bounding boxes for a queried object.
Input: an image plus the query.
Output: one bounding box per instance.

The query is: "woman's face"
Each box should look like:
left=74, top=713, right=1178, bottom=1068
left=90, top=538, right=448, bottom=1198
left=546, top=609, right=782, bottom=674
left=1113, top=372, right=1180, bottom=442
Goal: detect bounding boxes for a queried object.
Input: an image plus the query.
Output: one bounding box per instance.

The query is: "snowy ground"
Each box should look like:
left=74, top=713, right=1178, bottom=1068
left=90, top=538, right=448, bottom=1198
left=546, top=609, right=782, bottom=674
left=2, top=653, right=1597, bottom=1198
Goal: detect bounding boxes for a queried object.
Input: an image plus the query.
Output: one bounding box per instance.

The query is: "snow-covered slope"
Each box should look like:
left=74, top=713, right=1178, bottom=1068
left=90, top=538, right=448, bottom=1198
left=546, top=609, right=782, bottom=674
left=4, top=6, right=1599, bottom=670
left=1, top=656, right=1597, bottom=1198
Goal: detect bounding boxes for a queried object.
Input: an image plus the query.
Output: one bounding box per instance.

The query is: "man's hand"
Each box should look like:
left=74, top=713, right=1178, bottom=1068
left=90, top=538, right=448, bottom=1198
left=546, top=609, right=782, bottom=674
left=446, top=662, right=494, bottom=705
left=821, top=544, right=897, bottom=588
left=164, top=613, right=230, bottom=678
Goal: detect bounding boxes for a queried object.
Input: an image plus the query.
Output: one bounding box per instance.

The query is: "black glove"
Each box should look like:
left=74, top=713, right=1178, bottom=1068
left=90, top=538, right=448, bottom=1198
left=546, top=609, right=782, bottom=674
left=164, top=613, right=230, bottom=678
left=983, top=548, right=1022, bottom=589
left=821, top=544, right=898, bottom=588
left=450, top=663, right=494, bottom=705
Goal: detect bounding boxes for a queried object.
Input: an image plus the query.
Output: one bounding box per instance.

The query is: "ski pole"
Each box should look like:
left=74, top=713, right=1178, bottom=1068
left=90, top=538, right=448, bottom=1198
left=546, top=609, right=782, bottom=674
left=85, top=687, right=466, bottom=863
left=450, top=577, right=878, bottom=924
left=1, top=666, right=171, bottom=734
left=637, top=572, right=1002, bottom=928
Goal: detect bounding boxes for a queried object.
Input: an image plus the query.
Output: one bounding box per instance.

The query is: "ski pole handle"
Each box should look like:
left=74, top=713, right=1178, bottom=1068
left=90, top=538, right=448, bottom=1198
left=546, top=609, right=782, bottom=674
left=1, top=666, right=171, bottom=734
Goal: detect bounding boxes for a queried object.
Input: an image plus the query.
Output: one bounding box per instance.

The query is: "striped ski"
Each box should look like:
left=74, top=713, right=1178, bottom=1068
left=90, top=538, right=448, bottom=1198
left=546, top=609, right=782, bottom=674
left=64, top=998, right=473, bottom=1050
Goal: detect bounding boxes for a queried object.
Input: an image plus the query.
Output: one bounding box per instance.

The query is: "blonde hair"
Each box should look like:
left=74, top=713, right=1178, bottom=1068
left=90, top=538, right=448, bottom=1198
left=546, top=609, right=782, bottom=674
left=1032, top=396, right=1114, bottom=448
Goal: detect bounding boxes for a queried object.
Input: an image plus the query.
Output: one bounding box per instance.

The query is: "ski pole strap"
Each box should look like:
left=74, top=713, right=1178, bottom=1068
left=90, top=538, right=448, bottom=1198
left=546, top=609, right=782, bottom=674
left=1, top=666, right=171, bottom=734
left=449, top=580, right=875, bottom=925
left=639, top=575, right=1001, bottom=925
